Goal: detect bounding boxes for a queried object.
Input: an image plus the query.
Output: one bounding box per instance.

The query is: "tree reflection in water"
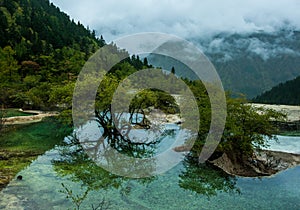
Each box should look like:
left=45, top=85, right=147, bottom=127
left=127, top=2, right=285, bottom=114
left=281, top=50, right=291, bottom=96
left=179, top=156, right=240, bottom=197
left=52, top=116, right=239, bottom=208
left=53, top=138, right=156, bottom=209
left=53, top=138, right=240, bottom=201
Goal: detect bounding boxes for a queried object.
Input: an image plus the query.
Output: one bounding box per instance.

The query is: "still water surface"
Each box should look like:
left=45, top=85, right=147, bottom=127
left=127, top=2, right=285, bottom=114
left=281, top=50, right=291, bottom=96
left=0, top=127, right=300, bottom=209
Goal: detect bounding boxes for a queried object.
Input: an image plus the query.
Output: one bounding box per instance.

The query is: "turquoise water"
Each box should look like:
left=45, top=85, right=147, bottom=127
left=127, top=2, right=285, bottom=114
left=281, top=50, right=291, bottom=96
left=0, top=143, right=300, bottom=209
left=1, top=121, right=300, bottom=210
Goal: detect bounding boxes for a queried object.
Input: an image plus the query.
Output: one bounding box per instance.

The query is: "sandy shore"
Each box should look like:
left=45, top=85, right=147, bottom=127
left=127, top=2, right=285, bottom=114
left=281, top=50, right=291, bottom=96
left=251, top=103, right=300, bottom=122
left=3, top=110, right=58, bottom=125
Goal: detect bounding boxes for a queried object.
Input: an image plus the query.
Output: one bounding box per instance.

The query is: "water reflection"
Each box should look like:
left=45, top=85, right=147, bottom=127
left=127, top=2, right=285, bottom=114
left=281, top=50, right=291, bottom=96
left=75, top=119, right=192, bottom=177
left=1, top=134, right=300, bottom=209
left=53, top=150, right=124, bottom=191
left=179, top=156, right=240, bottom=197
left=1, top=141, right=300, bottom=209
left=52, top=142, right=157, bottom=209
left=53, top=136, right=239, bottom=203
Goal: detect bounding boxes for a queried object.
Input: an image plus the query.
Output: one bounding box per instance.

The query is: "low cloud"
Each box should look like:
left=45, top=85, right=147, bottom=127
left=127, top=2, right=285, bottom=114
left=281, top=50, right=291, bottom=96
left=199, top=33, right=300, bottom=62
left=51, top=0, right=300, bottom=42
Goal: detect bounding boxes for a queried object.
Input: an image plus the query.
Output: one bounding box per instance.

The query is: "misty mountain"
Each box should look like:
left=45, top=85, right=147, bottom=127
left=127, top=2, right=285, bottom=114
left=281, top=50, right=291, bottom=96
left=202, top=30, right=300, bottom=98
left=148, top=30, right=300, bottom=98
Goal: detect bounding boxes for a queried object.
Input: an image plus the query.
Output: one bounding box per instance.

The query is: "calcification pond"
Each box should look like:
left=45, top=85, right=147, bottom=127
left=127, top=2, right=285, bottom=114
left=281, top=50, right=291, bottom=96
left=0, top=121, right=300, bottom=210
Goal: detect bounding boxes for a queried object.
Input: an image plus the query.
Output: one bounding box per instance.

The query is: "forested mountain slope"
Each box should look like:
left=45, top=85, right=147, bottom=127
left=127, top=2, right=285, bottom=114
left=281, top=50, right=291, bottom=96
left=253, top=75, right=300, bottom=105
left=0, top=0, right=105, bottom=109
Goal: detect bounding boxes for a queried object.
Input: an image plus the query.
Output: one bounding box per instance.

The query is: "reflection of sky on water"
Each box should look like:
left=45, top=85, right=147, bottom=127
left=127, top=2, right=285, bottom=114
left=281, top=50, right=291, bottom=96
left=75, top=118, right=183, bottom=155
left=264, top=135, right=300, bottom=154
left=1, top=121, right=300, bottom=209
left=74, top=119, right=192, bottom=177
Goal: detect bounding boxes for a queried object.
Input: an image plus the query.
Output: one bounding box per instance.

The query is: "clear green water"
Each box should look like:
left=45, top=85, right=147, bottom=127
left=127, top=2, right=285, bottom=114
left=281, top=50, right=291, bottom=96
left=0, top=121, right=300, bottom=210
left=0, top=145, right=300, bottom=209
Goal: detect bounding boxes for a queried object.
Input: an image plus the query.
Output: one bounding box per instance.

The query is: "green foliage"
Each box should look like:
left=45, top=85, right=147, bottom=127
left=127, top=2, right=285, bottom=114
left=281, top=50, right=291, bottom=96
left=220, top=97, right=286, bottom=158
left=185, top=81, right=286, bottom=160
left=0, top=46, right=19, bottom=82
left=0, top=0, right=288, bottom=172
left=129, top=89, right=179, bottom=116
left=0, top=0, right=104, bottom=109
left=0, top=107, right=5, bottom=134
left=49, top=82, right=75, bottom=109
left=0, top=0, right=105, bottom=59
left=182, top=79, right=211, bottom=149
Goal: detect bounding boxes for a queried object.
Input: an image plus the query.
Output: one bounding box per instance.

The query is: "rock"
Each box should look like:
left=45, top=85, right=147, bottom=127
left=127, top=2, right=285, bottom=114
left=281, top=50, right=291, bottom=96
left=173, top=145, right=191, bottom=152
left=17, top=175, right=23, bottom=181
left=210, top=150, right=300, bottom=177
left=209, top=153, right=236, bottom=175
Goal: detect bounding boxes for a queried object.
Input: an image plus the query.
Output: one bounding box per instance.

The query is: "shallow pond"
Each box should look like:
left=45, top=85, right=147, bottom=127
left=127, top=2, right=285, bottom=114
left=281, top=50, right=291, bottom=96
left=0, top=123, right=300, bottom=209
left=0, top=146, right=300, bottom=210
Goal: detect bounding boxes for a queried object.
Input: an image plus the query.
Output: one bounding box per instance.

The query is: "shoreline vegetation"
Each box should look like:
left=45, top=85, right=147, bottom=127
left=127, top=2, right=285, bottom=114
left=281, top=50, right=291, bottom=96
left=173, top=103, right=300, bottom=177
left=210, top=103, right=300, bottom=177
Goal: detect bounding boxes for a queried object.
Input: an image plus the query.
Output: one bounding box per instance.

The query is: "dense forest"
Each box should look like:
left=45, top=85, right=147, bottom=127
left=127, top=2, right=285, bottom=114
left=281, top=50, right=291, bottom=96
left=0, top=0, right=105, bottom=109
left=253, top=75, right=300, bottom=105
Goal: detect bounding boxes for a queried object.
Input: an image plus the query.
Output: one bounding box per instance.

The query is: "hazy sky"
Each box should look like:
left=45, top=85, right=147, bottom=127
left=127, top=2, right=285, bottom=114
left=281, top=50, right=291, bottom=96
left=50, top=0, right=300, bottom=41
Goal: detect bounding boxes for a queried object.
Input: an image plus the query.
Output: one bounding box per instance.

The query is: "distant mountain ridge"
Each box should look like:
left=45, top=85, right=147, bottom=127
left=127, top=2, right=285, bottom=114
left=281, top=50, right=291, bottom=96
left=149, top=30, right=300, bottom=99
left=201, top=30, right=300, bottom=98
left=253, top=75, right=300, bottom=105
